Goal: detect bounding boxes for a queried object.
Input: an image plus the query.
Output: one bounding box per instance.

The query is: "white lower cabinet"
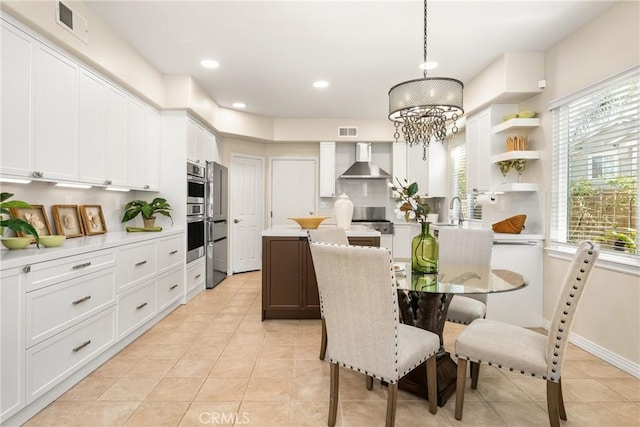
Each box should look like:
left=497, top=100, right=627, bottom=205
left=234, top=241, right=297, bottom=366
left=26, top=307, right=116, bottom=403
left=157, top=268, right=184, bottom=312
left=116, top=240, right=157, bottom=292
left=26, top=269, right=116, bottom=348
left=117, top=279, right=158, bottom=340
left=1, top=268, right=24, bottom=423
left=186, top=259, right=206, bottom=300
left=0, top=231, right=186, bottom=426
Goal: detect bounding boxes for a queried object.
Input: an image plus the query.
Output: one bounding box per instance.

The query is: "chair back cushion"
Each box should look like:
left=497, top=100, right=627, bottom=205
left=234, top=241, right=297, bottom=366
left=307, top=228, right=350, bottom=245
left=438, top=228, right=493, bottom=304
left=545, top=241, right=599, bottom=381
left=309, top=242, right=400, bottom=381
left=438, top=227, right=494, bottom=265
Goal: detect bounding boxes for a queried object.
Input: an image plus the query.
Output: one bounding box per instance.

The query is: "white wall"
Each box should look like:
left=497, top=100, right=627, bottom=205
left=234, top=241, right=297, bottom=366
left=521, top=1, right=640, bottom=372
left=0, top=182, right=174, bottom=235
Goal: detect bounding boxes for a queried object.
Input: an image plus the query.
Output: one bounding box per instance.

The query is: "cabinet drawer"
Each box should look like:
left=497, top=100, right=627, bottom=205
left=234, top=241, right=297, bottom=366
left=116, top=241, right=157, bottom=292
left=26, top=269, right=116, bottom=348
left=157, top=268, right=184, bottom=311
left=26, top=307, right=116, bottom=403
left=157, top=235, right=184, bottom=274
left=117, top=280, right=157, bottom=339
left=25, top=250, right=115, bottom=292
left=186, top=260, right=205, bottom=293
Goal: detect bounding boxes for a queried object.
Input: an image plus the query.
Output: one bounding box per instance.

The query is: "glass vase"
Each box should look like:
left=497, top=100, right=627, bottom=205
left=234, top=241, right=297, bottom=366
left=411, top=222, right=439, bottom=274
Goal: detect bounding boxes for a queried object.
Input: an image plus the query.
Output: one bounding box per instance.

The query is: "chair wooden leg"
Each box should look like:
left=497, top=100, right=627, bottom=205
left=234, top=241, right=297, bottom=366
left=470, top=361, right=480, bottom=389
left=329, top=363, right=339, bottom=427
left=385, top=382, right=398, bottom=427
left=558, top=378, right=567, bottom=420
left=426, top=355, right=437, bottom=414
left=455, top=358, right=467, bottom=421
left=546, top=380, right=561, bottom=427
left=319, top=318, right=327, bottom=360
left=366, top=375, right=373, bottom=390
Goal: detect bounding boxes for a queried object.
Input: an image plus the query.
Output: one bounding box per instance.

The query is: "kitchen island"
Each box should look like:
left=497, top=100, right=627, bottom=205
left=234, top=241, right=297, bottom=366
left=261, top=225, right=380, bottom=319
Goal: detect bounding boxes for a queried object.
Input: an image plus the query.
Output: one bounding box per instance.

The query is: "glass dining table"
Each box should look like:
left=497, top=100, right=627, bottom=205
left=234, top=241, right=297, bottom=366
left=393, top=259, right=528, bottom=407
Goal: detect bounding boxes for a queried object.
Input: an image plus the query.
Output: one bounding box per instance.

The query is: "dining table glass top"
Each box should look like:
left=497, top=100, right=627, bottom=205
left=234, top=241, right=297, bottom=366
left=393, top=259, right=528, bottom=295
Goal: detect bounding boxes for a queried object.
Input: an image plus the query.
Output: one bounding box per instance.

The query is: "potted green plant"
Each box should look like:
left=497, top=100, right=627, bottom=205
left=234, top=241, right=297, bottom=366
left=121, top=198, right=173, bottom=228
left=0, top=192, right=40, bottom=247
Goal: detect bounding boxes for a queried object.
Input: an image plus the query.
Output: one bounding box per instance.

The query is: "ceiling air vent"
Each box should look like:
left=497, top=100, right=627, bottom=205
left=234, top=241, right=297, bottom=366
left=56, top=1, right=89, bottom=44
left=338, top=126, right=358, bottom=138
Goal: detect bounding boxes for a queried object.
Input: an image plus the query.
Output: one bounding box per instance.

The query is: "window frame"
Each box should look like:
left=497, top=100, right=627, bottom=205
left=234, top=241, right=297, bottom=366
left=549, top=65, right=639, bottom=264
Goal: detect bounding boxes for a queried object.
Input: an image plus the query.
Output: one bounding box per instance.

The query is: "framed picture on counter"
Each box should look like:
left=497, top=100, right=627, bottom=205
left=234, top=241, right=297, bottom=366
left=10, top=205, right=52, bottom=240
left=52, top=205, right=84, bottom=238
left=79, top=205, right=107, bottom=235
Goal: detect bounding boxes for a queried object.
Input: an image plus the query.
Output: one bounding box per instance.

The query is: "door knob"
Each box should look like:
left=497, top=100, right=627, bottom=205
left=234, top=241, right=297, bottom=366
left=234, top=219, right=241, bottom=223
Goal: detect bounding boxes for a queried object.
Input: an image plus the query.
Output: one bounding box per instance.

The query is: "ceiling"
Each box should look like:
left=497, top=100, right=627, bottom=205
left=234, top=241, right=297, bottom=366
left=85, top=1, right=616, bottom=120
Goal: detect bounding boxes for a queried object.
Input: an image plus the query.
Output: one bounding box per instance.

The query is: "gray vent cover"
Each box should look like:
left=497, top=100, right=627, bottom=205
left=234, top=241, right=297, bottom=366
left=338, top=126, right=358, bottom=137
left=56, top=2, right=89, bottom=43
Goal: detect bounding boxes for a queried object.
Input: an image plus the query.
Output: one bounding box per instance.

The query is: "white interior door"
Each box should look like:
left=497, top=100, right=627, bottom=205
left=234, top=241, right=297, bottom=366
left=231, top=154, right=264, bottom=273
left=271, top=158, right=317, bottom=227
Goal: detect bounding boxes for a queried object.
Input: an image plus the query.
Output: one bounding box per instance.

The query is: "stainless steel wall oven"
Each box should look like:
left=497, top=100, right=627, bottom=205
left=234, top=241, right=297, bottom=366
left=187, top=161, right=206, bottom=263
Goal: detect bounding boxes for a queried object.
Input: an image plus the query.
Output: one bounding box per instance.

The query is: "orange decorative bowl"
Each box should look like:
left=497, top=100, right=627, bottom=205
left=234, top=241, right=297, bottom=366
left=288, top=217, right=329, bottom=229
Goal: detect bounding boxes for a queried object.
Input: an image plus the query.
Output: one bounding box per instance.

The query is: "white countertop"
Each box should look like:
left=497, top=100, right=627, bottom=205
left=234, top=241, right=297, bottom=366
left=0, top=228, right=184, bottom=271
left=262, top=225, right=381, bottom=238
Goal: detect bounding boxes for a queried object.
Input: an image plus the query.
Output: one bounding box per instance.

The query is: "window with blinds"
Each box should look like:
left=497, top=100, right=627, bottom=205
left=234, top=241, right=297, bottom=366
left=551, top=66, right=639, bottom=257
left=448, top=137, right=481, bottom=221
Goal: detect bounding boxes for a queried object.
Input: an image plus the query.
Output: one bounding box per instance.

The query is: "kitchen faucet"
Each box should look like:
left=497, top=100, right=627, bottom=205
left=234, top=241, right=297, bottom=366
left=449, top=196, right=465, bottom=226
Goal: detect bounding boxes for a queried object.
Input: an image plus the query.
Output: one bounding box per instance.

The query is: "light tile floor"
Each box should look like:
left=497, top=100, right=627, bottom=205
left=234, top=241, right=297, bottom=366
left=25, top=271, right=639, bottom=426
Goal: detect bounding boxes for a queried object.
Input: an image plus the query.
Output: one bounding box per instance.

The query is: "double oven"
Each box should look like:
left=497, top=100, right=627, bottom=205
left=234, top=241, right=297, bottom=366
left=186, top=161, right=206, bottom=263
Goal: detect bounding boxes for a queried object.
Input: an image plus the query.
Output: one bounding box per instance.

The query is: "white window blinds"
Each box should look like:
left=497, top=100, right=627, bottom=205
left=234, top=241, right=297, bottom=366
left=448, top=136, right=481, bottom=221
left=551, top=66, right=639, bottom=256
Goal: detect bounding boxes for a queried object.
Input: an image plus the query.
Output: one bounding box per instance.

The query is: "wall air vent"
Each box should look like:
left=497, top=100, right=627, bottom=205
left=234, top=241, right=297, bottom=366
left=338, top=126, right=358, bottom=137
left=56, top=1, right=89, bottom=44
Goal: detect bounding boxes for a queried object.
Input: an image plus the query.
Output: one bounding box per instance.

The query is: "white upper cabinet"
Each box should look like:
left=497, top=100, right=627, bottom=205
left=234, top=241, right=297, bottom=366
left=319, top=142, right=336, bottom=197
left=187, top=119, right=218, bottom=163
left=145, top=108, right=161, bottom=191
left=32, top=44, right=78, bottom=182
left=0, top=23, right=32, bottom=177
left=393, top=142, right=444, bottom=196
left=78, top=70, right=107, bottom=184
left=1, top=18, right=161, bottom=191
left=105, top=86, right=129, bottom=187
left=127, top=98, right=146, bottom=189
left=466, top=109, right=492, bottom=193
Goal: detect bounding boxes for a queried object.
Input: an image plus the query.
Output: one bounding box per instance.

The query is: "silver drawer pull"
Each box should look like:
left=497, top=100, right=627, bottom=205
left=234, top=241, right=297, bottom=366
left=169, top=250, right=178, bottom=255
left=135, top=260, right=147, bottom=267
left=194, top=274, right=201, bottom=279
left=72, top=340, right=91, bottom=352
left=72, top=295, right=92, bottom=305
left=72, top=262, right=92, bottom=270
left=169, top=284, right=178, bottom=290
left=136, top=302, right=148, bottom=310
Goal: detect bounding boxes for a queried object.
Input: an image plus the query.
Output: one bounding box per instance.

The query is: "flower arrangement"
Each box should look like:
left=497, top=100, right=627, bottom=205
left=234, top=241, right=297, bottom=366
left=389, top=178, right=431, bottom=223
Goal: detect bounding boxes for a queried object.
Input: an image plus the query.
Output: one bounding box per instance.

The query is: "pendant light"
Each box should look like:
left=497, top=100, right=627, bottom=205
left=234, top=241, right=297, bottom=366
left=388, top=0, right=464, bottom=160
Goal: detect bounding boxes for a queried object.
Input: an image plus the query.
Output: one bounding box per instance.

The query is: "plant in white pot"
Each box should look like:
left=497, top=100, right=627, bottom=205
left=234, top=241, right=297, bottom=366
left=0, top=192, right=40, bottom=247
left=121, top=198, right=173, bottom=228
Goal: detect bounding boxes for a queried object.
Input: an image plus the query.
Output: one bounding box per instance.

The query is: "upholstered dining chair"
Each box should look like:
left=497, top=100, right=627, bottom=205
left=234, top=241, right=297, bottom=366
left=307, top=228, right=350, bottom=360
left=309, top=242, right=440, bottom=427
left=454, top=241, right=599, bottom=427
left=438, top=227, right=494, bottom=325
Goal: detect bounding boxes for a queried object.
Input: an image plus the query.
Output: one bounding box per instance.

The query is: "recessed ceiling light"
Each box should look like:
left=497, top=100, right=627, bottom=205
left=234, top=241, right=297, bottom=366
left=313, top=80, right=329, bottom=89
left=232, top=102, right=246, bottom=109
left=200, top=59, right=220, bottom=69
left=419, top=61, right=438, bottom=71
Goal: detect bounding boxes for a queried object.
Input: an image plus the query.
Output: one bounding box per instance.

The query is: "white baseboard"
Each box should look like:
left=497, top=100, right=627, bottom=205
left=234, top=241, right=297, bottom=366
left=541, top=319, right=640, bottom=379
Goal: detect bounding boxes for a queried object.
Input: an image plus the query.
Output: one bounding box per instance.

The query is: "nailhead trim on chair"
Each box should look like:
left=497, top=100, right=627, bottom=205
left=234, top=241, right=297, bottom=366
left=326, top=247, right=440, bottom=384
left=453, top=355, right=549, bottom=380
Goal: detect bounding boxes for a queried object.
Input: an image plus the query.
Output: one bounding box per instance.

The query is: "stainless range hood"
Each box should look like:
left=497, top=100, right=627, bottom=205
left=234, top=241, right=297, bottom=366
left=339, top=143, right=391, bottom=179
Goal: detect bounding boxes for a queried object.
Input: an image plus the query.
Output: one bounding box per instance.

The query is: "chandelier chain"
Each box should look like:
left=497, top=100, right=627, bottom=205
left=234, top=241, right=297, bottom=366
left=423, top=0, right=428, bottom=79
